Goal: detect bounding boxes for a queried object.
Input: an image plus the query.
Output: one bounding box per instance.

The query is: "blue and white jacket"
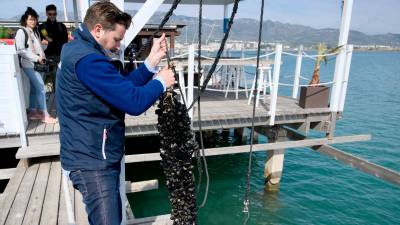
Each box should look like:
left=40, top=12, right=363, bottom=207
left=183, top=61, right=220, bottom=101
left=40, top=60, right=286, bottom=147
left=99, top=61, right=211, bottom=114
left=56, top=24, right=164, bottom=171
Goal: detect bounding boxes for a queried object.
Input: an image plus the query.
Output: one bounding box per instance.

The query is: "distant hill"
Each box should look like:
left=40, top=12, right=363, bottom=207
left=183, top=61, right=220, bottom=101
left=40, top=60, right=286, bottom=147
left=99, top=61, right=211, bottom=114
left=4, top=10, right=400, bottom=47
left=145, top=12, right=400, bottom=47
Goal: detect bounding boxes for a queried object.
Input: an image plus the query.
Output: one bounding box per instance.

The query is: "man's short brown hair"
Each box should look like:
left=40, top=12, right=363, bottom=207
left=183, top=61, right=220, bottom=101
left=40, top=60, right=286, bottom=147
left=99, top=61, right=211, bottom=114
left=84, top=1, right=132, bottom=31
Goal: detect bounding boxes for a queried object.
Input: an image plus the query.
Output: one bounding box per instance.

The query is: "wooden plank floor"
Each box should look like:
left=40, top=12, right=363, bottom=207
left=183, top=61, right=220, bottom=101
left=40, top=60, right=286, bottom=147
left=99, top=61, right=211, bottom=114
left=0, top=157, right=89, bottom=225
left=1, top=90, right=330, bottom=142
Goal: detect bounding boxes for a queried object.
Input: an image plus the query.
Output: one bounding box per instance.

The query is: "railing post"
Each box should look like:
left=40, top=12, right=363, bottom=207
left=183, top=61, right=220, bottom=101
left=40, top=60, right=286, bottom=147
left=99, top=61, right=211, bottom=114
left=269, top=44, right=282, bottom=126
left=292, top=45, right=303, bottom=99
left=338, top=45, right=353, bottom=112
left=119, top=156, right=127, bottom=225
left=72, top=0, right=79, bottom=28
left=255, top=68, right=264, bottom=107
left=187, top=45, right=195, bottom=119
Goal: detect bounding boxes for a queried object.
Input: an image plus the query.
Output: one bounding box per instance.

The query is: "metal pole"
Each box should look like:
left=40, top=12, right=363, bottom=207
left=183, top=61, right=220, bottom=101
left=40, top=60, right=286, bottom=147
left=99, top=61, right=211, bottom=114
left=111, top=0, right=126, bottom=67
left=62, top=0, right=69, bottom=21
left=124, top=0, right=166, bottom=46
left=338, top=45, right=353, bottom=112
left=72, top=0, right=79, bottom=28
left=330, top=0, right=354, bottom=112
left=62, top=174, right=76, bottom=225
left=76, top=0, right=89, bottom=22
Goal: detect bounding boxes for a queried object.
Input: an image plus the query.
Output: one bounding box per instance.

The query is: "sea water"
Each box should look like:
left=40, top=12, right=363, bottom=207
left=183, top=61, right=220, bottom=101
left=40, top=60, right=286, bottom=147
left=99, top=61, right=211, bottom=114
left=126, top=51, right=400, bottom=224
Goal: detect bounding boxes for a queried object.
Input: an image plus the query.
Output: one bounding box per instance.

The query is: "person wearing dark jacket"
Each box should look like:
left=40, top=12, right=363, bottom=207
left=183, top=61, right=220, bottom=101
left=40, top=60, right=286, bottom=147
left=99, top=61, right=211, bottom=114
left=56, top=2, right=175, bottom=225
left=39, top=4, right=68, bottom=58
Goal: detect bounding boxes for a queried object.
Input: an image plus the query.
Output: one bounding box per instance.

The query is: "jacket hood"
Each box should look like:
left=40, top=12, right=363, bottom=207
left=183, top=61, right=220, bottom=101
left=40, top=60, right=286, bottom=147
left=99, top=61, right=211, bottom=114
left=73, top=23, right=106, bottom=55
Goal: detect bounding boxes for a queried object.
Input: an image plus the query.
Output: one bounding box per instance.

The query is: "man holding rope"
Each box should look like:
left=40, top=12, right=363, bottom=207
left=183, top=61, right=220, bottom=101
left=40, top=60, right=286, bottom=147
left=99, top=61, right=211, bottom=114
left=56, top=2, right=175, bottom=224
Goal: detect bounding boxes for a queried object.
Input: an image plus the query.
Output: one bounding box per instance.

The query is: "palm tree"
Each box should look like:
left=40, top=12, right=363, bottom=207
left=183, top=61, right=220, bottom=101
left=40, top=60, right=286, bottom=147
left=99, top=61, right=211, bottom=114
left=309, top=43, right=342, bottom=86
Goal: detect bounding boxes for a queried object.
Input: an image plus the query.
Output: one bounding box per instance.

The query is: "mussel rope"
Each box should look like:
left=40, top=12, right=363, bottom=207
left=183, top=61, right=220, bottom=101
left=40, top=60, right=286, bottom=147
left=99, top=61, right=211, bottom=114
left=195, top=0, right=210, bottom=209
left=243, top=0, right=265, bottom=224
left=187, top=0, right=240, bottom=110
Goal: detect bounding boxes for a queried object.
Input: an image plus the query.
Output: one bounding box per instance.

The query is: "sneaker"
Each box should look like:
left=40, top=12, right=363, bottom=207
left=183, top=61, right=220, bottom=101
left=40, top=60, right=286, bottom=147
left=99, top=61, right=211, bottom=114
left=28, top=110, right=42, bottom=120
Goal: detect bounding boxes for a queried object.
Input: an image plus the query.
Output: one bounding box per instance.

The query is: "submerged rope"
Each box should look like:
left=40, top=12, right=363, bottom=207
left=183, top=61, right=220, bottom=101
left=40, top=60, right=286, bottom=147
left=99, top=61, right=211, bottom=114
left=243, top=0, right=265, bottom=224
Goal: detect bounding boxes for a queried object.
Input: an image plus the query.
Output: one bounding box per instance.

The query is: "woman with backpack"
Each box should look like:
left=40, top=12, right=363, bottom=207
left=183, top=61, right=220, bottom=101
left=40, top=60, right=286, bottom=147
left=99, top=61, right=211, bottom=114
left=15, top=7, right=56, bottom=124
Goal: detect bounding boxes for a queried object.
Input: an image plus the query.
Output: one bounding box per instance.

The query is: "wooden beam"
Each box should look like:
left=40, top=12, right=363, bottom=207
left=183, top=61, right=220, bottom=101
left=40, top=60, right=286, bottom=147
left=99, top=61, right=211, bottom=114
left=313, top=145, right=400, bottom=186
left=285, top=126, right=400, bottom=186
left=0, top=161, right=27, bottom=225
left=126, top=180, right=159, bottom=193
left=125, top=134, right=371, bottom=163
left=16, top=143, right=60, bottom=159
left=0, top=168, right=16, bottom=180
left=127, top=214, right=172, bottom=225
left=0, top=138, right=21, bottom=149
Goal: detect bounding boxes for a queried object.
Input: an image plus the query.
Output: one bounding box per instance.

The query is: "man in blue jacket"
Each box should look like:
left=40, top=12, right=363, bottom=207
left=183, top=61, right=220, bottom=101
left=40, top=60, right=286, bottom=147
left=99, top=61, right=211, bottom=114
left=56, top=2, right=175, bottom=225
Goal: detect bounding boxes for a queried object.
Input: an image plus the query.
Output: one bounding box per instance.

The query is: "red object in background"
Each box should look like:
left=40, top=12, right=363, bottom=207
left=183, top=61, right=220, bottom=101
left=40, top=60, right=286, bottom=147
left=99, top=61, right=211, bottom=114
left=0, top=39, right=15, bottom=45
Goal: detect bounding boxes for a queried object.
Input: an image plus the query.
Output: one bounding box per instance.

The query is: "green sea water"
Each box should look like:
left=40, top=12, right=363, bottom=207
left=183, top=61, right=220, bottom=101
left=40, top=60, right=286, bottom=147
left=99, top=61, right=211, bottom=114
left=125, top=51, right=400, bottom=224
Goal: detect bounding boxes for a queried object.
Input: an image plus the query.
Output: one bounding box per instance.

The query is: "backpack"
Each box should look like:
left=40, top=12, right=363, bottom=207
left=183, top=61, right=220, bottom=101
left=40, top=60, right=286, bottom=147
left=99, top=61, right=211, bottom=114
left=17, top=28, right=29, bottom=49
left=15, top=28, right=28, bottom=67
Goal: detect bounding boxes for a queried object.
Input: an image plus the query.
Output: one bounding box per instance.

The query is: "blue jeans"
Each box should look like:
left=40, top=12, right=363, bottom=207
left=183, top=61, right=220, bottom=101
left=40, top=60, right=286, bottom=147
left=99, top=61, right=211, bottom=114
left=22, top=67, right=47, bottom=111
left=69, top=169, right=122, bottom=225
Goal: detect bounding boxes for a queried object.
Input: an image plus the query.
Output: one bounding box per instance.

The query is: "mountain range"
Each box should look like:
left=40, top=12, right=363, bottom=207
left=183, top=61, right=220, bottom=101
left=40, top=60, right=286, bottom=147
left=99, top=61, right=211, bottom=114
left=146, top=12, right=400, bottom=47
left=5, top=11, right=400, bottom=47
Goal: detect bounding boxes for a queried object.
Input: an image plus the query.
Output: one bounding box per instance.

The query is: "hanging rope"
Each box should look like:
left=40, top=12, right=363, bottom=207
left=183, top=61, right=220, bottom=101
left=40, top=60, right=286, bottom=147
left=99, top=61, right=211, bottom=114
left=243, top=0, right=265, bottom=224
left=194, top=0, right=211, bottom=209
left=132, top=0, right=186, bottom=105
left=188, top=0, right=241, bottom=110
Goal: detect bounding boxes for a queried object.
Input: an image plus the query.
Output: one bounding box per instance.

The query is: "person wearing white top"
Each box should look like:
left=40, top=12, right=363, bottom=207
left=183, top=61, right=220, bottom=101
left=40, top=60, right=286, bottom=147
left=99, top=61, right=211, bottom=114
left=15, top=7, right=56, bottom=124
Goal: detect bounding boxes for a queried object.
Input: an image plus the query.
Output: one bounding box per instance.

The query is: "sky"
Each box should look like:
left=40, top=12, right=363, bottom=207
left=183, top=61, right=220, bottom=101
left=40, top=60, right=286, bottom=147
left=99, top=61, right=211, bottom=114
left=1, top=0, right=399, bottom=35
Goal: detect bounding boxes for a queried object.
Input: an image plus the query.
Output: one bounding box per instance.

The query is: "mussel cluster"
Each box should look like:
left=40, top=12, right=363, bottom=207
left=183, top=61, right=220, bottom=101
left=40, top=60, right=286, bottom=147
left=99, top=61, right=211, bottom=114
left=156, top=91, right=198, bottom=225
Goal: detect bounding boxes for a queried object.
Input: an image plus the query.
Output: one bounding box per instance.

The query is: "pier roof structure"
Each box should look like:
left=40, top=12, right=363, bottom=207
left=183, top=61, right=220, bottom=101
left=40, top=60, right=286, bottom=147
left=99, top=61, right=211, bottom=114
left=125, top=0, right=237, bottom=4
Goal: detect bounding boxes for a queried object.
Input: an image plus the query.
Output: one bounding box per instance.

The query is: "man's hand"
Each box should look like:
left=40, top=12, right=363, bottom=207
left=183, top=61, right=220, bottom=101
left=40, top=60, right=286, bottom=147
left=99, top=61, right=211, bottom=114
left=147, top=33, right=167, bottom=68
left=157, top=67, right=175, bottom=88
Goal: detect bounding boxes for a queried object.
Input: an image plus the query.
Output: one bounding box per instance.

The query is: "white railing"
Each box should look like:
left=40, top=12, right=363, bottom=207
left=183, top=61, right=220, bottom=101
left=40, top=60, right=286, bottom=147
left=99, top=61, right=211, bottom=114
left=292, top=45, right=303, bottom=98
left=187, top=45, right=195, bottom=119
left=177, top=42, right=353, bottom=126
left=269, top=44, right=283, bottom=126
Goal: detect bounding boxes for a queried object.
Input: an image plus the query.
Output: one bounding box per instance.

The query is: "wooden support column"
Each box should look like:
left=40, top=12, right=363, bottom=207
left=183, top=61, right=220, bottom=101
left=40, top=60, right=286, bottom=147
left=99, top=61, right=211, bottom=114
left=234, top=127, right=247, bottom=145
left=264, top=126, right=287, bottom=191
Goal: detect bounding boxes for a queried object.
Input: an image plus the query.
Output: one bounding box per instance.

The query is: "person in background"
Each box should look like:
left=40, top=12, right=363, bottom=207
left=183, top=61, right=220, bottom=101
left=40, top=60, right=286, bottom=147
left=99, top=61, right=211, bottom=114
left=15, top=7, right=57, bottom=124
left=39, top=4, right=68, bottom=92
left=39, top=4, right=68, bottom=59
left=56, top=2, right=175, bottom=224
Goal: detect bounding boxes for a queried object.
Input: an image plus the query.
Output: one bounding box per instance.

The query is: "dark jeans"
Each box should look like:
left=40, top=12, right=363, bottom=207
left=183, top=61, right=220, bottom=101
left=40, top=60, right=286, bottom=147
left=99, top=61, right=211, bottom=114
left=69, top=169, right=122, bottom=225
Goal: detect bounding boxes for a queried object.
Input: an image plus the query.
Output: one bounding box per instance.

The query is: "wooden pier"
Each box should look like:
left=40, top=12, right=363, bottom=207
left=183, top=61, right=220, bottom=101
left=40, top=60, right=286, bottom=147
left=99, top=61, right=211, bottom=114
left=0, top=88, right=362, bottom=225
left=0, top=87, right=379, bottom=225
left=1, top=90, right=331, bottom=148
left=0, top=158, right=89, bottom=225
left=2, top=0, right=399, bottom=224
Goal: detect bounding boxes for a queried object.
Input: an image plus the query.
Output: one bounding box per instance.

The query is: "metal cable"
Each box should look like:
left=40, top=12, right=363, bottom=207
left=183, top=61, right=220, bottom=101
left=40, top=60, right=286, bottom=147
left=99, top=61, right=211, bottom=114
left=188, top=0, right=241, bottom=110
left=243, top=0, right=265, bottom=224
